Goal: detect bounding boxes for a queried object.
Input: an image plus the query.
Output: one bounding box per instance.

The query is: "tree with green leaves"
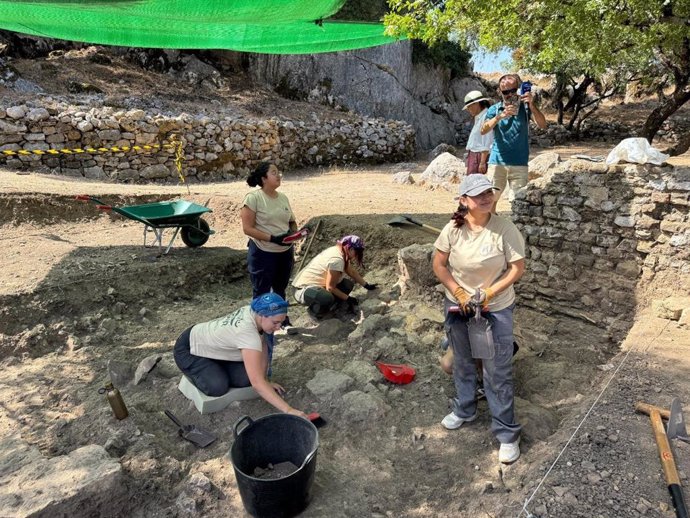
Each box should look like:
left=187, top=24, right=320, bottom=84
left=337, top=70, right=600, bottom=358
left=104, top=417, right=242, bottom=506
left=385, top=0, right=690, bottom=154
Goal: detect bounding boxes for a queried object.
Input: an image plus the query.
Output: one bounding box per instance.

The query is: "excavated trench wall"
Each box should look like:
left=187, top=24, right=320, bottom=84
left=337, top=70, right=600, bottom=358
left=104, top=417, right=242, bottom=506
left=0, top=104, right=415, bottom=182
left=513, top=160, right=690, bottom=341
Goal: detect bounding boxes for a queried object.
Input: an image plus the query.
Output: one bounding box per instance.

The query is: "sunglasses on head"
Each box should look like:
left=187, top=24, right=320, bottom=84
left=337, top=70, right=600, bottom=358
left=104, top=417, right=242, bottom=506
left=501, top=88, right=518, bottom=95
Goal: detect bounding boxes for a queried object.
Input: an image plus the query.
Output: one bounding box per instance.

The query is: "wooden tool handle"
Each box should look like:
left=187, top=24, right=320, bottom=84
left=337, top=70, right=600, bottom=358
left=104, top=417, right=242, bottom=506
left=636, top=401, right=671, bottom=420
left=651, top=410, right=681, bottom=486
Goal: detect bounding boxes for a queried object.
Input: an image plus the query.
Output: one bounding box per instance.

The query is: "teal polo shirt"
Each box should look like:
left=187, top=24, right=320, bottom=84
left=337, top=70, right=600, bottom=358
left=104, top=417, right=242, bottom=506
left=485, top=102, right=530, bottom=166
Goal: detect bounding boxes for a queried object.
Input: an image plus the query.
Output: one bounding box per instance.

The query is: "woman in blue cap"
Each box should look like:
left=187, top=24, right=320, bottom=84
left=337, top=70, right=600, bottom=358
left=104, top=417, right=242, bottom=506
left=433, top=174, right=525, bottom=464
left=174, top=293, right=307, bottom=417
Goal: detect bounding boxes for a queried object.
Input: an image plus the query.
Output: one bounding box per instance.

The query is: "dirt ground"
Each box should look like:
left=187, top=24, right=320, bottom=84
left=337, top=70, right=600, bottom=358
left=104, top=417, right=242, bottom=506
left=1, top=151, right=689, bottom=517
left=1, top=48, right=689, bottom=517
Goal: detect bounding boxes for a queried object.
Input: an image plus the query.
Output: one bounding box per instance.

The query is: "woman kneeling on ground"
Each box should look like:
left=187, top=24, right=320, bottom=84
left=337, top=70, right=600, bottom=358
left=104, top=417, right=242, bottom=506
left=292, top=235, right=377, bottom=318
left=174, top=293, right=307, bottom=418
left=432, top=174, right=525, bottom=464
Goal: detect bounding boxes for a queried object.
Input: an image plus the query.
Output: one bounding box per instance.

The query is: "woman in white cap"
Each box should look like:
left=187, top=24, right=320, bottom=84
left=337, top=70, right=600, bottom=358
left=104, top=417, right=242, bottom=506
left=463, top=90, right=494, bottom=175
left=433, top=174, right=525, bottom=464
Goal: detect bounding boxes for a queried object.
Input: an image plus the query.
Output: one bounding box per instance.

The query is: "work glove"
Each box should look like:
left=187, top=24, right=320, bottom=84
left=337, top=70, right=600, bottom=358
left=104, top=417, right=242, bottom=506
left=346, top=296, right=359, bottom=308
left=453, top=287, right=474, bottom=316
left=475, top=287, right=495, bottom=311
left=269, top=232, right=290, bottom=245
left=363, top=283, right=378, bottom=291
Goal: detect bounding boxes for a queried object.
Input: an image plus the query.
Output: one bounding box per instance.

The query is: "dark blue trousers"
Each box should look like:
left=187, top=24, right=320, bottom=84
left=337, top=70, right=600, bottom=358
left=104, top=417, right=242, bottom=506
left=173, top=326, right=251, bottom=397
left=247, top=240, right=294, bottom=300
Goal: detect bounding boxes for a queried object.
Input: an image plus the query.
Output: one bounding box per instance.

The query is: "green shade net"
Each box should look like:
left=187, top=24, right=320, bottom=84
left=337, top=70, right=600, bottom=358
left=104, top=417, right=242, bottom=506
left=0, top=0, right=403, bottom=54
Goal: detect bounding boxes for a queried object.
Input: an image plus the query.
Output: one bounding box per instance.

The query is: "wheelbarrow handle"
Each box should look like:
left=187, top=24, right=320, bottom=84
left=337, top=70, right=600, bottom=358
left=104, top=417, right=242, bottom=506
left=75, top=195, right=91, bottom=201
left=96, top=205, right=113, bottom=211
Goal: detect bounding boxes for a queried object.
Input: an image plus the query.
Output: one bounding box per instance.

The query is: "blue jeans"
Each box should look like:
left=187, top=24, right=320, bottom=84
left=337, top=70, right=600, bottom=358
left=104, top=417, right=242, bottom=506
left=247, top=240, right=294, bottom=300
left=173, top=327, right=251, bottom=397
left=444, top=298, right=521, bottom=444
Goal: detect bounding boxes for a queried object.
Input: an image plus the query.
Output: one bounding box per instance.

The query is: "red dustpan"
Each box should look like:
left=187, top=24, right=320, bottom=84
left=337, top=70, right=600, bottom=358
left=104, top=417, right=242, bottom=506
left=376, top=362, right=416, bottom=384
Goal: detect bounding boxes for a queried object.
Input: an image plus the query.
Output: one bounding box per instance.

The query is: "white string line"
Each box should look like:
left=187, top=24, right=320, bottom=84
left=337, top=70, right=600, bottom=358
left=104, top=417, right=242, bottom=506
left=517, top=319, right=671, bottom=518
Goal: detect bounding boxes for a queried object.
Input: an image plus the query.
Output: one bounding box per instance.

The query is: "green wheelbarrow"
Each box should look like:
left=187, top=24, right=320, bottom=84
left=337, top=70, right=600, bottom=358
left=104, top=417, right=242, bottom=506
left=77, top=195, right=215, bottom=255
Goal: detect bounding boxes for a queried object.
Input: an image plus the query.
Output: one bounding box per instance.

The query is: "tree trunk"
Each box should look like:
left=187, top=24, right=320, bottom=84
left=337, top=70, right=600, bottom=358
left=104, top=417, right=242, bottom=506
left=552, top=73, right=567, bottom=125
left=642, top=41, right=690, bottom=142
left=641, top=81, right=690, bottom=143
left=564, top=75, right=594, bottom=131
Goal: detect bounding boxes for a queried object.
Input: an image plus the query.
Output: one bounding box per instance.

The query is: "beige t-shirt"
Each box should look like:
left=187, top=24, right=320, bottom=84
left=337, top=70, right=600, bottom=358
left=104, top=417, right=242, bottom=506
left=189, top=306, right=263, bottom=361
left=243, top=189, right=295, bottom=253
left=434, top=215, right=525, bottom=312
left=292, top=245, right=345, bottom=289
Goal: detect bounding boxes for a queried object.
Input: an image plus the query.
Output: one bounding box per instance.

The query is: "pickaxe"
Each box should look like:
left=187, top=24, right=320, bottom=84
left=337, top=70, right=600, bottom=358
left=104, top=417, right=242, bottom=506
left=635, top=399, right=689, bottom=518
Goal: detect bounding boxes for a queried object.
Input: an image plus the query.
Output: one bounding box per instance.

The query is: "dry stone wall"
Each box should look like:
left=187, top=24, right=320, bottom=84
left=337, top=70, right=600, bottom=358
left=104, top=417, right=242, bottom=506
left=0, top=103, right=415, bottom=182
left=513, top=160, right=690, bottom=341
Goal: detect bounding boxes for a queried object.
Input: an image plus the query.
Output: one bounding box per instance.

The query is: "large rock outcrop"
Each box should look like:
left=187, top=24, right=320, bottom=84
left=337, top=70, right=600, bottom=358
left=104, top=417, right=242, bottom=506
left=245, top=41, right=485, bottom=150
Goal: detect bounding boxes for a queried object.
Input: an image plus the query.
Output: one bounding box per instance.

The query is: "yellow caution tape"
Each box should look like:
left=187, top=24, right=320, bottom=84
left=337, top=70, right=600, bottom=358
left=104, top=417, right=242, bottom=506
left=2, top=136, right=188, bottom=187
left=1, top=142, right=175, bottom=157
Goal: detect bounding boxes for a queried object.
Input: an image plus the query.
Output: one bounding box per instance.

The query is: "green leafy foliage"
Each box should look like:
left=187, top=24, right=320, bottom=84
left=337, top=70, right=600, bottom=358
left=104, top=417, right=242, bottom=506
left=385, top=0, right=690, bottom=143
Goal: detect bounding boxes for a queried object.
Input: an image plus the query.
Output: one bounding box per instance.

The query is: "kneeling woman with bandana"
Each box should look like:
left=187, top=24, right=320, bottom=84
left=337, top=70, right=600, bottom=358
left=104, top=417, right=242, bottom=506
left=174, top=293, right=307, bottom=418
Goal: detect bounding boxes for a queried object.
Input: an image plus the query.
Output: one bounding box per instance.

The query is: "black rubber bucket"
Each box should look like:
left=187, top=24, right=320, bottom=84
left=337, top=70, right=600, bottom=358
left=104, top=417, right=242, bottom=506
left=230, top=414, right=319, bottom=518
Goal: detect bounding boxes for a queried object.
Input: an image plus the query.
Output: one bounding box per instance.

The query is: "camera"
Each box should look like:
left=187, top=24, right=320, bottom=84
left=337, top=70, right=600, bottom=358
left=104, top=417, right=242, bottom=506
left=519, top=81, right=532, bottom=97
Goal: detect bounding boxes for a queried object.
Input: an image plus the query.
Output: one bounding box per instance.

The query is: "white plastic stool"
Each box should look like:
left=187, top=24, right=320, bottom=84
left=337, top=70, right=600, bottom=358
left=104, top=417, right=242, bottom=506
left=178, top=375, right=259, bottom=414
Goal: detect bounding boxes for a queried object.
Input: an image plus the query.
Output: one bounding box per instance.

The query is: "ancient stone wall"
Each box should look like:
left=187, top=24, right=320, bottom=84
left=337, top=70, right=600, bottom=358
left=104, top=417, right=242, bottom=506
left=0, top=103, right=415, bottom=182
left=513, top=160, right=690, bottom=340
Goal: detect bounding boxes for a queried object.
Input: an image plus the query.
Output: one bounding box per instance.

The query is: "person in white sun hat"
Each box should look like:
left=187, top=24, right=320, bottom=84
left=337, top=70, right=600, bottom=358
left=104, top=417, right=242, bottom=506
left=462, top=90, right=494, bottom=175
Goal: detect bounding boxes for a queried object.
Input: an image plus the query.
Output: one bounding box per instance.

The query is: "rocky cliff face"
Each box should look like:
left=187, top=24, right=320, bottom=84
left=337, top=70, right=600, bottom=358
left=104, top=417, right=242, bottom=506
left=245, top=41, right=484, bottom=150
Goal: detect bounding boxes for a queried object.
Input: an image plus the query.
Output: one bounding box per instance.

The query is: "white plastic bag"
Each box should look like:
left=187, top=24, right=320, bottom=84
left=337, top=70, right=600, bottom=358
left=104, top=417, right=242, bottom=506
left=605, top=137, right=669, bottom=166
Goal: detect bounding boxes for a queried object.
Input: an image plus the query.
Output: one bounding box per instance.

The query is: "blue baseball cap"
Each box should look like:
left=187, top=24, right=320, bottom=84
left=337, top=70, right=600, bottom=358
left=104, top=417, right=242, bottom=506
left=250, top=293, right=289, bottom=317
left=458, top=174, right=499, bottom=197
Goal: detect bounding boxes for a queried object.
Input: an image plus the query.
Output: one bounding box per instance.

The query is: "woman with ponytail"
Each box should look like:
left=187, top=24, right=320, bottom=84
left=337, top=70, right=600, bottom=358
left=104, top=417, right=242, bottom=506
left=292, top=234, right=377, bottom=319
left=432, top=174, right=525, bottom=464
left=241, top=162, right=303, bottom=327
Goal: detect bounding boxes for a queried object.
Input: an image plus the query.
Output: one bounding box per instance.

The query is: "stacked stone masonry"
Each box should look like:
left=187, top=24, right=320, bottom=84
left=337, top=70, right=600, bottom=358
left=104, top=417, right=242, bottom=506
left=0, top=103, right=416, bottom=182
left=512, top=160, right=690, bottom=341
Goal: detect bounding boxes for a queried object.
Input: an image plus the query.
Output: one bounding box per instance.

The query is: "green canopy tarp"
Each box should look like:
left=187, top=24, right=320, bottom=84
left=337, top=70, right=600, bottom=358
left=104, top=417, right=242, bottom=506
left=0, top=0, right=403, bottom=53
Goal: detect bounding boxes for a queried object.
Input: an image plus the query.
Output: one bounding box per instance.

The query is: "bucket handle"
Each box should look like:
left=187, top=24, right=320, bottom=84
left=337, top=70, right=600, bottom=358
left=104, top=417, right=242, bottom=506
left=232, top=415, right=254, bottom=439
left=299, top=445, right=319, bottom=471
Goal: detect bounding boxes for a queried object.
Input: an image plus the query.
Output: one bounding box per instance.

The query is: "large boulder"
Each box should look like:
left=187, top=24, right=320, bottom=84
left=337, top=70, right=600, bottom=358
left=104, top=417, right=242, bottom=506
left=0, top=435, right=125, bottom=517
left=418, top=152, right=465, bottom=192
left=528, top=151, right=561, bottom=180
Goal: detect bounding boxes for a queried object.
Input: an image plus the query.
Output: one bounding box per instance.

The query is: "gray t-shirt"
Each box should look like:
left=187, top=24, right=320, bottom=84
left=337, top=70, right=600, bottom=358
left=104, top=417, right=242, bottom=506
left=189, top=306, right=263, bottom=361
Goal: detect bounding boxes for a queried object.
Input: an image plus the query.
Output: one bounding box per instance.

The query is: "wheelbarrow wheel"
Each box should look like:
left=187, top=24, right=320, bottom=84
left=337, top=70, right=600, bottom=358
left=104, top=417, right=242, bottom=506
left=181, top=218, right=210, bottom=248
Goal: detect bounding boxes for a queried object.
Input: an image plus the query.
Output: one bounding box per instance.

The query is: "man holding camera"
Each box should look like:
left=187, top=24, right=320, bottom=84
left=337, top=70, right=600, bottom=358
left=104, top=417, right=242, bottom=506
left=481, top=74, right=547, bottom=212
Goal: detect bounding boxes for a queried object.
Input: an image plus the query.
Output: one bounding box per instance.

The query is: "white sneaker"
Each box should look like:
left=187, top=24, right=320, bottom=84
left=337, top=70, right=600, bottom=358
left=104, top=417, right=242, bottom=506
left=498, top=440, right=520, bottom=463
left=441, top=411, right=478, bottom=430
